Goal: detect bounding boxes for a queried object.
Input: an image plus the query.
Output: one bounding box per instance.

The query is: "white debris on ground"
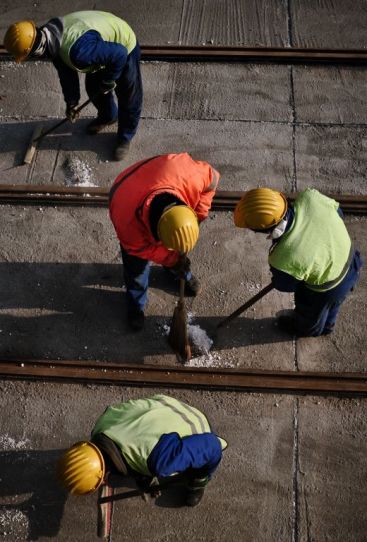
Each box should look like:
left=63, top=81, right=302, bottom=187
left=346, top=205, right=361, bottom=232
left=163, top=314, right=237, bottom=368
left=0, top=510, right=29, bottom=537
left=64, top=157, right=97, bottom=187
left=0, top=434, right=30, bottom=450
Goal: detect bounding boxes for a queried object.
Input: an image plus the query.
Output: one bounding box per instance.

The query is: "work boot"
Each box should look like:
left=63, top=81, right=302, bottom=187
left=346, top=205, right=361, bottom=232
left=184, top=275, right=201, bottom=297
left=114, top=141, right=130, bottom=161
left=185, top=477, right=207, bottom=507
left=86, top=117, right=117, bottom=134
left=127, top=306, right=145, bottom=331
left=277, top=315, right=298, bottom=336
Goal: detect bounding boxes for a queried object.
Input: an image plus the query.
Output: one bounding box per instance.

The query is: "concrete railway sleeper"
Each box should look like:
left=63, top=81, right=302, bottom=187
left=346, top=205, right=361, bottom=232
left=0, top=185, right=366, bottom=214
left=1, top=359, right=367, bottom=396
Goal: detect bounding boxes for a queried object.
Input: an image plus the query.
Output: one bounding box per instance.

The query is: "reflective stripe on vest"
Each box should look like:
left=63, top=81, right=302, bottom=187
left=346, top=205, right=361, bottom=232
left=269, top=189, right=351, bottom=290
left=91, top=395, right=227, bottom=476
left=59, top=11, right=136, bottom=72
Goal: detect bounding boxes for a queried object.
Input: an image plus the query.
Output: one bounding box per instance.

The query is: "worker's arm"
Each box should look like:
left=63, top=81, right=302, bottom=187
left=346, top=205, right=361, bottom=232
left=52, top=56, right=80, bottom=107
left=70, top=30, right=129, bottom=82
left=147, top=432, right=223, bottom=480
left=195, top=165, right=220, bottom=222
left=270, top=265, right=302, bottom=292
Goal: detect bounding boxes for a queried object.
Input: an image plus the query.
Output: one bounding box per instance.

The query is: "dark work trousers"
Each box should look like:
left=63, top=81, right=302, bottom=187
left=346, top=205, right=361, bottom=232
left=120, top=246, right=192, bottom=312
left=85, top=43, right=143, bottom=143
left=294, top=250, right=363, bottom=336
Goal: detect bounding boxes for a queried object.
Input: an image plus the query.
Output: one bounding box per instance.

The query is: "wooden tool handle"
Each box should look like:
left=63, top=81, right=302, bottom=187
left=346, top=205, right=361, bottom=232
left=217, top=283, right=274, bottom=329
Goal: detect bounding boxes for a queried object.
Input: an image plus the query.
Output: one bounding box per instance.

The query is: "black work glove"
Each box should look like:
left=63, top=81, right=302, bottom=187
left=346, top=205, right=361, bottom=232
left=99, top=80, right=117, bottom=94
left=65, top=103, right=79, bottom=123
left=170, top=254, right=191, bottom=277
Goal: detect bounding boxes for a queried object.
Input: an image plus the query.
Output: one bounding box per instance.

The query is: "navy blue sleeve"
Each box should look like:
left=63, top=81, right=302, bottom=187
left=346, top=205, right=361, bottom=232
left=70, top=30, right=128, bottom=82
left=52, top=56, right=80, bottom=106
left=147, top=432, right=222, bottom=480
left=270, top=265, right=302, bottom=292
left=337, top=206, right=344, bottom=219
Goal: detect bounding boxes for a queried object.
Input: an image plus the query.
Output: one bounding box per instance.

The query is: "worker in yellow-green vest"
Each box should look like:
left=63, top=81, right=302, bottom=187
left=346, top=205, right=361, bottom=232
left=57, top=395, right=227, bottom=507
left=234, top=188, right=363, bottom=337
left=4, top=11, right=142, bottom=161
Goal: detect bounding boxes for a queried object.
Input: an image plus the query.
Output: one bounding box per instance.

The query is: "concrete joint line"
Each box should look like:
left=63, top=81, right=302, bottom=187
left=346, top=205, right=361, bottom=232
left=292, top=398, right=300, bottom=542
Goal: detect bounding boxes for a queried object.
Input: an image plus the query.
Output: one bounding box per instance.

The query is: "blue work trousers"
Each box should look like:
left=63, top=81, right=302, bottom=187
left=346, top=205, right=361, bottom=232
left=85, top=44, right=143, bottom=143
left=294, top=250, right=363, bottom=336
left=120, top=246, right=192, bottom=311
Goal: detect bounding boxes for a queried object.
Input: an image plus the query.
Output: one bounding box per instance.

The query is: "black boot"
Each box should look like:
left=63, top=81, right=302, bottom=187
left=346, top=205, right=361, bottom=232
left=114, top=141, right=130, bottom=161
left=127, top=306, right=145, bottom=331
left=184, top=275, right=201, bottom=297
left=185, top=477, right=207, bottom=507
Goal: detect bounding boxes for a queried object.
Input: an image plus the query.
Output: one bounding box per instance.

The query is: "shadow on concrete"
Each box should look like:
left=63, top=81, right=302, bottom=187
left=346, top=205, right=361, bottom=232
left=0, top=120, right=118, bottom=164
left=0, top=262, right=176, bottom=362
left=0, top=262, right=289, bottom=363
left=0, top=449, right=67, bottom=541
left=106, top=472, right=189, bottom=509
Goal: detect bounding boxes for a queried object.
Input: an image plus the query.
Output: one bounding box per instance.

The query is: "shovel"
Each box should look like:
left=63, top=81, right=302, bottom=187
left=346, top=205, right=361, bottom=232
left=23, top=97, right=93, bottom=164
left=217, top=283, right=274, bottom=329
left=168, top=258, right=191, bottom=362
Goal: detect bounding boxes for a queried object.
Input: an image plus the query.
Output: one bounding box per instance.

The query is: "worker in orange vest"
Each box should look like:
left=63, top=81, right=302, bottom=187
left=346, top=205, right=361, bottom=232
left=109, top=153, right=220, bottom=330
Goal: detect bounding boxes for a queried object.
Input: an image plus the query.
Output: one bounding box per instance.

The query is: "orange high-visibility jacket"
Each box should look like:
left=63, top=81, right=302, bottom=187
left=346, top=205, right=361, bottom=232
left=109, top=153, right=220, bottom=267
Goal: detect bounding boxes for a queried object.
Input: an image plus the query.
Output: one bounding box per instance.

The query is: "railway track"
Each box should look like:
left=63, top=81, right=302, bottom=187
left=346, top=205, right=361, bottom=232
left=1, top=359, right=366, bottom=396
left=1, top=45, right=367, bottom=64
left=0, top=184, right=366, bottom=213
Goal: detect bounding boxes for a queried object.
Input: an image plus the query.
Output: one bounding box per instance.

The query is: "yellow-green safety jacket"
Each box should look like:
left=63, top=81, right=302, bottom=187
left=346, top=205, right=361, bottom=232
left=59, top=11, right=136, bottom=72
left=91, top=395, right=227, bottom=476
left=269, top=188, right=352, bottom=291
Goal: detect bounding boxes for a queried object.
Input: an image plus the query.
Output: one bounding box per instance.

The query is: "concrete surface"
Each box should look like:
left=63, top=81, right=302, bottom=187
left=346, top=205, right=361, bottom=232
left=1, top=381, right=367, bottom=542
left=2, top=1, right=367, bottom=48
left=297, top=396, right=367, bottom=542
left=0, top=2, right=367, bottom=542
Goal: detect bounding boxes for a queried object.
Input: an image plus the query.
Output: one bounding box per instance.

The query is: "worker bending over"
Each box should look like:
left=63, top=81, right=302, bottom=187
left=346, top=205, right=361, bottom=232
left=109, top=153, right=220, bottom=331
left=57, top=394, right=227, bottom=507
left=234, top=188, right=362, bottom=337
left=4, top=11, right=142, bottom=161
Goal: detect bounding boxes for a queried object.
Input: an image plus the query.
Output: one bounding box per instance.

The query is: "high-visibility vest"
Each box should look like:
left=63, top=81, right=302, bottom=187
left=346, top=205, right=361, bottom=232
left=269, top=188, right=352, bottom=291
left=91, top=395, right=227, bottom=475
left=109, top=153, right=219, bottom=266
left=59, top=11, right=136, bottom=72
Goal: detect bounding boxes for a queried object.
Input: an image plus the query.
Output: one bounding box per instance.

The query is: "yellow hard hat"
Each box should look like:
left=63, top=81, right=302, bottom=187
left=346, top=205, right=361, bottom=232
left=234, top=188, right=288, bottom=230
left=56, top=441, right=105, bottom=496
left=158, top=205, right=199, bottom=252
left=4, top=21, right=37, bottom=63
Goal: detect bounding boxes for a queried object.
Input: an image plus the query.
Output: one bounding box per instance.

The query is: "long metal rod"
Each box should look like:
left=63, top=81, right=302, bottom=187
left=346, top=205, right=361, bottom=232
left=1, top=45, right=367, bottom=64
left=1, top=359, right=367, bottom=396
left=0, top=185, right=365, bottom=213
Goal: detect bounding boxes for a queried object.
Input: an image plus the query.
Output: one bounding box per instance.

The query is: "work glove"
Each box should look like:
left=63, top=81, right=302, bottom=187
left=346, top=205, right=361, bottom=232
left=99, top=80, right=117, bottom=94
left=65, top=103, right=79, bottom=123
left=170, top=254, right=191, bottom=277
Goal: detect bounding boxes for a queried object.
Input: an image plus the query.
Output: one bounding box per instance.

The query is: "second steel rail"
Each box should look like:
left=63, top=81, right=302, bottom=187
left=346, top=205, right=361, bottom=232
left=0, top=185, right=366, bottom=214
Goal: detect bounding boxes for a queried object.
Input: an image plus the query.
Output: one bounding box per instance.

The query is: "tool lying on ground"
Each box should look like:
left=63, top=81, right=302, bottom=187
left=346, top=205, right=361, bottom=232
left=23, top=97, right=93, bottom=165
left=217, top=283, right=275, bottom=329
left=168, top=254, right=192, bottom=362
left=97, top=480, right=114, bottom=539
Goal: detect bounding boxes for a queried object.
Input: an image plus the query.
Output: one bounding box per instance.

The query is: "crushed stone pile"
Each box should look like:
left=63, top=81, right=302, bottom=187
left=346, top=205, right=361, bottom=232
left=64, top=157, right=97, bottom=187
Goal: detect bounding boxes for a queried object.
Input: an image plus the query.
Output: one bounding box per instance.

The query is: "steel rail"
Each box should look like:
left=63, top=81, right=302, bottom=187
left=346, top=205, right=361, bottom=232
left=1, top=45, right=367, bottom=64
left=0, top=184, right=366, bottom=213
left=0, top=359, right=367, bottom=396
